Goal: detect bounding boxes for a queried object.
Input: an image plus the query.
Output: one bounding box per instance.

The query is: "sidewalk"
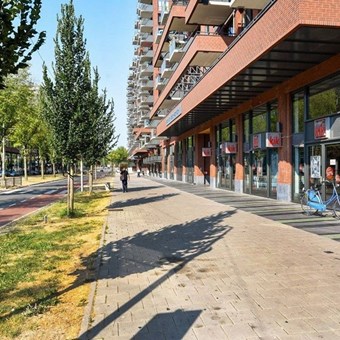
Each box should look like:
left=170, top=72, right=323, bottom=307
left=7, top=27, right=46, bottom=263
left=80, top=175, right=340, bottom=340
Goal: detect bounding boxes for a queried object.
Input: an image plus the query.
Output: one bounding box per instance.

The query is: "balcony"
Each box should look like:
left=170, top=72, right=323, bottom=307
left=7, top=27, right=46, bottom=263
left=140, top=32, right=153, bottom=47
left=140, top=48, right=153, bottom=62
left=137, top=4, right=153, bottom=19
left=230, top=0, right=270, bottom=9
left=160, top=93, right=181, bottom=110
left=186, top=0, right=234, bottom=26
left=139, top=95, right=153, bottom=107
left=155, top=75, right=167, bottom=90
left=155, top=28, right=163, bottom=44
left=128, top=71, right=135, bottom=81
left=159, top=1, right=170, bottom=25
left=168, top=35, right=187, bottom=63
left=140, top=78, right=153, bottom=91
left=138, top=0, right=152, bottom=5
left=160, top=58, right=174, bottom=78
left=140, top=62, right=153, bottom=76
left=133, top=32, right=140, bottom=45
left=140, top=18, right=153, bottom=33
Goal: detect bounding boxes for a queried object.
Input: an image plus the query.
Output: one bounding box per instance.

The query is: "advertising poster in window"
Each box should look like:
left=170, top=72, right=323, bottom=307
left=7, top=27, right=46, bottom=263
left=310, top=156, right=321, bottom=178
left=202, top=148, right=211, bottom=157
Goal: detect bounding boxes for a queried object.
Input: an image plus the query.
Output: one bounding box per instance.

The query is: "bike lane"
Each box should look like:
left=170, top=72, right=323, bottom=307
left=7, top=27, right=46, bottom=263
left=0, top=189, right=67, bottom=228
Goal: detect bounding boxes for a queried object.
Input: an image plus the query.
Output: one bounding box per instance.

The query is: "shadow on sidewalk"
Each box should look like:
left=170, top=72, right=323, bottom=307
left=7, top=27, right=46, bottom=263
left=108, top=193, right=179, bottom=209
left=116, top=185, right=164, bottom=193
left=80, top=209, right=235, bottom=339
left=131, top=309, right=202, bottom=339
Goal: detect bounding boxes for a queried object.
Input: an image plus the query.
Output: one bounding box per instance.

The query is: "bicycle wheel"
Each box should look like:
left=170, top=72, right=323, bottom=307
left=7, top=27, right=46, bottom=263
left=300, top=190, right=318, bottom=215
left=332, top=199, right=340, bottom=219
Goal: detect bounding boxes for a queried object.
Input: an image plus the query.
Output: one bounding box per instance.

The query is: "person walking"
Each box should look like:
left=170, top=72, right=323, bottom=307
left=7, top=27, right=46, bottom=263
left=120, top=168, right=130, bottom=192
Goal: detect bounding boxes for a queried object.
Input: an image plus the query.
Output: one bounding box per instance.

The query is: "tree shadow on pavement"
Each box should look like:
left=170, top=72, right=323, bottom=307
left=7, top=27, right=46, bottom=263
left=0, top=208, right=235, bottom=339
left=115, top=185, right=164, bottom=193
left=108, top=193, right=179, bottom=209
left=79, top=209, right=235, bottom=339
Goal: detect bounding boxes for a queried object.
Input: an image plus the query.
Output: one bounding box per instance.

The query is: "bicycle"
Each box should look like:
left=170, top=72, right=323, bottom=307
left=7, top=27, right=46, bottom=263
left=300, top=180, right=340, bottom=219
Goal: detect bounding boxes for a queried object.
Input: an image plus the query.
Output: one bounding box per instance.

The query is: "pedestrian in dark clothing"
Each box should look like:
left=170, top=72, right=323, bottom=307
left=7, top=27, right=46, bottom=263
left=120, top=168, right=129, bottom=192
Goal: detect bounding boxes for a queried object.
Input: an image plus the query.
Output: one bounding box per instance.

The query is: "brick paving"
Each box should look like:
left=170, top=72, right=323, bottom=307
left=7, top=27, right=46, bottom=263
left=79, top=175, right=340, bottom=340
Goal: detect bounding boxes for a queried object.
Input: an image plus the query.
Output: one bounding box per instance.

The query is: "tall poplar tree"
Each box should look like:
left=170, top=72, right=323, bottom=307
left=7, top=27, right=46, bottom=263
left=42, top=0, right=91, bottom=215
left=84, top=68, right=118, bottom=192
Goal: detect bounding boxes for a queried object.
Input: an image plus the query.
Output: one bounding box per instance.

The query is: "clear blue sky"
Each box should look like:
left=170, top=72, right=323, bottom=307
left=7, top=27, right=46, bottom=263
left=30, top=0, right=137, bottom=148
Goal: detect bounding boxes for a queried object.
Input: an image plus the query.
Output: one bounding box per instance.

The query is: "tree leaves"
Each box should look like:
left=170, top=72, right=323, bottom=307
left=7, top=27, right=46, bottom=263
left=0, top=0, right=46, bottom=88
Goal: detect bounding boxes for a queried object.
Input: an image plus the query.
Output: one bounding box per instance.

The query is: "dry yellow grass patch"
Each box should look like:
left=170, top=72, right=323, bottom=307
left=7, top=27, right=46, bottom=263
left=0, top=189, right=112, bottom=340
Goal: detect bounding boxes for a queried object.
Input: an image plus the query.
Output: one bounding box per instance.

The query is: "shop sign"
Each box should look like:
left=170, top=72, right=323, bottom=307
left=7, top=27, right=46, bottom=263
left=202, top=148, right=211, bottom=157
left=224, top=142, right=237, bottom=154
left=266, top=132, right=282, bottom=147
left=166, top=104, right=182, bottom=126
left=252, top=134, right=262, bottom=149
left=314, top=117, right=330, bottom=139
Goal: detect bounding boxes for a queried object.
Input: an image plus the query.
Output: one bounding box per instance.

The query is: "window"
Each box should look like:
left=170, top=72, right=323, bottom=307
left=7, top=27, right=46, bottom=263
left=269, top=102, right=278, bottom=132
left=308, top=73, right=340, bottom=120
left=292, top=91, right=304, bottom=133
left=252, top=106, right=266, bottom=133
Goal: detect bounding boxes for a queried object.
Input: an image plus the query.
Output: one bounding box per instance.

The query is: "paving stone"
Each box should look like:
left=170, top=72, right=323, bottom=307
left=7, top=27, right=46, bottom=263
left=79, top=176, right=340, bottom=340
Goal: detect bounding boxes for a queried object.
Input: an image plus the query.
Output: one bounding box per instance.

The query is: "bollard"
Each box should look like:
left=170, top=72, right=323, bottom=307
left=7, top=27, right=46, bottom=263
left=43, top=215, right=48, bottom=223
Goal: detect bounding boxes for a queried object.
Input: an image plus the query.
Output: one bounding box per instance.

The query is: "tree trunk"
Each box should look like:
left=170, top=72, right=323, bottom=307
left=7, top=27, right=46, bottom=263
left=89, top=164, right=93, bottom=194
left=40, top=158, right=45, bottom=180
left=53, top=162, right=56, bottom=177
left=70, top=165, right=74, bottom=213
left=80, top=158, right=84, bottom=192
left=24, top=153, right=28, bottom=181
left=67, top=165, right=75, bottom=216
left=2, top=135, right=5, bottom=180
left=67, top=169, right=71, bottom=215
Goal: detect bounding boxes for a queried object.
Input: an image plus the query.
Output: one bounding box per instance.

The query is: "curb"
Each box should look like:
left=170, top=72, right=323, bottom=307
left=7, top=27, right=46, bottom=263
left=78, top=193, right=113, bottom=339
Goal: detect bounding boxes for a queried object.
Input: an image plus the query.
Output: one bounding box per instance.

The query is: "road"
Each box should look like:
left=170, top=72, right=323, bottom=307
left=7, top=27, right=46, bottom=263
left=0, top=179, right=68, bottom=228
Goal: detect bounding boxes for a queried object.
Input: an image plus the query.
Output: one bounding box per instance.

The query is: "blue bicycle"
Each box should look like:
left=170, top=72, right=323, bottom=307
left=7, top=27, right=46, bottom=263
left=300, top=180, right=340, bottom=219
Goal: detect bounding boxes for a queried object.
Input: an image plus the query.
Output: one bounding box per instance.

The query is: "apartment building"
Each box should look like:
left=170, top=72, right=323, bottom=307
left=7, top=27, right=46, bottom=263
left=127, top=0, right=340, bottom=202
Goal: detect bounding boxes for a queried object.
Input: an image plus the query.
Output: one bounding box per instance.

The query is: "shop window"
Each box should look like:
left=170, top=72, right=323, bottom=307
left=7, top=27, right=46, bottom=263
left=292, top=91, right=304, bottom=133
left=252, top=106, right=266, bottom=133
left=221, top=125, right=230, bottom=142
left=221, top=119, right=236, bottom=142
left=269, top=102, right=278, bottom=132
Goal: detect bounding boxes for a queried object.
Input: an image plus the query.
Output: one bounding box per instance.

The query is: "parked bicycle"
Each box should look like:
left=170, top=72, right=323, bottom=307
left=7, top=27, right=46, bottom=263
left=300, top=180, right=340, bottom=219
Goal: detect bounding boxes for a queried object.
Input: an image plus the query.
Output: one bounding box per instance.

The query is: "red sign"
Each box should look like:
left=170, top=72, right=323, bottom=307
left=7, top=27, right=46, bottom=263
left=202, top=148, right=211, bottom=157
left=314, top=118, right=329, bottom=139
left=224, top=142, right=237, bottom=154
left=252, top=134, right=261, bottom=149
left=266, top=132, right=282, bottom=147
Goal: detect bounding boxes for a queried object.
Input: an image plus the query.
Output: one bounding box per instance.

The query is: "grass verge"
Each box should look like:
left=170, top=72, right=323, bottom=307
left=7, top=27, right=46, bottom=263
left=0, top=190, right=111, bottom=339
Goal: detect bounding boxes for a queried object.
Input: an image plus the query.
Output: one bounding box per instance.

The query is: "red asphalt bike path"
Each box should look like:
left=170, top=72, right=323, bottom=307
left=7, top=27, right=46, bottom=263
left=0, top=189, right=68, bottom=228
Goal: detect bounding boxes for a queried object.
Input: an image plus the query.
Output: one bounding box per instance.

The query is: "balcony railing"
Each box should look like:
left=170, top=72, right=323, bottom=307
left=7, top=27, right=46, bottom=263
left=160, top=58, right=175, bottom=78
left=168, top=35, right=188, bottom=63
left=155, top=75, right=167, bottom=90
left=140, top=18, right=153, bottom=33
left=140, top=32, right=153, bottom=44
left=137, top=3, right=153, bottom=18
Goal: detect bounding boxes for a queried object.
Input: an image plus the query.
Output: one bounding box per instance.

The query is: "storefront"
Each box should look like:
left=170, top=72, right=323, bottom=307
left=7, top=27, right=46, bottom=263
left=216, top=119, right=237, bottom=191
left=292, top=73, right=340, bottom=202
left=242, top=102, right=279, bottom=199
left=185, top=136, right=194, bottom=184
